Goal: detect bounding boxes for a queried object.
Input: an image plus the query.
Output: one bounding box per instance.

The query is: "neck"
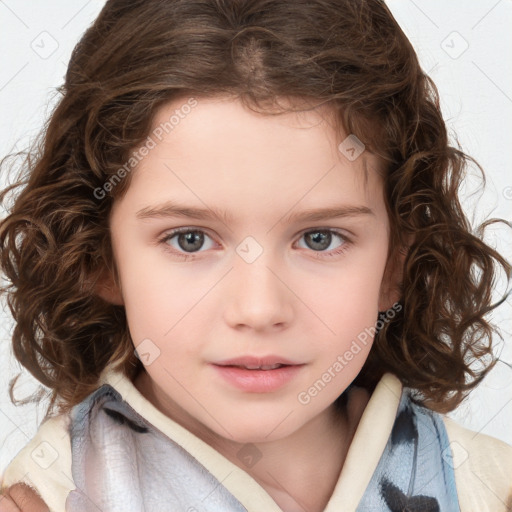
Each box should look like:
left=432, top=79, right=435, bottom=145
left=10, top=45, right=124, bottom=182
left=219, top=404, right=350, bottom=512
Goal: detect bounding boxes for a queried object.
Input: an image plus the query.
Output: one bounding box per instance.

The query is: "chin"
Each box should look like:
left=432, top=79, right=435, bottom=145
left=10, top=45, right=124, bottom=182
left=210, top=413, right=303, bottom=445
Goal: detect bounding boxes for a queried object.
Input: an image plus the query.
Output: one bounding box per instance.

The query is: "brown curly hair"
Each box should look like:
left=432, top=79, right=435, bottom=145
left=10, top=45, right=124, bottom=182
left=0, top=0, right=510, bottom=418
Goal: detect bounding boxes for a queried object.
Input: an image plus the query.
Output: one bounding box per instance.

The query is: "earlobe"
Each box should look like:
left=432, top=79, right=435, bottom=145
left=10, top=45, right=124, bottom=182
left=95, top=281, right=124, bottom=305
left=93, top=269, right=124, bottom=306
left=378, top=243, right=408, bottom=312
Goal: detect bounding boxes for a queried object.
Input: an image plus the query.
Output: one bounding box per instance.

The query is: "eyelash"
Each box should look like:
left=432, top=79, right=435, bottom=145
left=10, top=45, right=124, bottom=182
left=157, top=227, right=352, bottom=261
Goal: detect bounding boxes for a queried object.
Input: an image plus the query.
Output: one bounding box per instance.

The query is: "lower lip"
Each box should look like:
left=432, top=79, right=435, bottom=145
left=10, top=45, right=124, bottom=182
left=211, top=364, right=305, bottom=392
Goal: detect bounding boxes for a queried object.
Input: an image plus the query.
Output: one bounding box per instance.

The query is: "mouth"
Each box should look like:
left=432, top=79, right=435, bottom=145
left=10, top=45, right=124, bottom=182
left=212, top=355, right=303, bottom=369
left=210, top=356, right=305, bottom=392
left=218, top=363, right=289, bottom=370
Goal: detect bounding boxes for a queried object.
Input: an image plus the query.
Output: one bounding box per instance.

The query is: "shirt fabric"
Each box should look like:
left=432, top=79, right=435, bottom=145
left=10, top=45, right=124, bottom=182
left=1, top=368, right=511, bottom=511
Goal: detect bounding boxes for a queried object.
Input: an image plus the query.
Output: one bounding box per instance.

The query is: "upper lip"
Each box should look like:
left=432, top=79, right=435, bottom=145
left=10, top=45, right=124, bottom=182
left=212, top=355, right=303, bottom=368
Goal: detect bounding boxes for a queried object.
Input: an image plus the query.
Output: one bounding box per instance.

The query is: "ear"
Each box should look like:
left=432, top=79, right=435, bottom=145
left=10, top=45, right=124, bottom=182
left=93, top=267, right=124, bottom=306
left=378, top=238, right=411, bottom=312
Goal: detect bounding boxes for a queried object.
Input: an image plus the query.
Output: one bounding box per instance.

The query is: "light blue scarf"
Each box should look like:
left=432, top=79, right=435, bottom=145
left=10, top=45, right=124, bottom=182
left=65, top=382, right=460, bottom=511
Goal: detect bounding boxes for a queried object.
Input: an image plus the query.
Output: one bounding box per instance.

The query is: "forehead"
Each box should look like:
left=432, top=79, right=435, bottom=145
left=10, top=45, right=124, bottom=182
left=119, top=96, right=385, bottom=219
left=149, top=96, right=379, bottom=170
left=151, top=95, right=360, bottom=151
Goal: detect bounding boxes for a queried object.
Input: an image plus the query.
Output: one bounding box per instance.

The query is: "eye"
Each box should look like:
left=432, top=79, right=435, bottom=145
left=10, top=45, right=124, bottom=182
left=295, top=229, right=350, bottom=259
left=158, top=227, right=351, bottom=260
left=158, top=228, right=216, bottom=259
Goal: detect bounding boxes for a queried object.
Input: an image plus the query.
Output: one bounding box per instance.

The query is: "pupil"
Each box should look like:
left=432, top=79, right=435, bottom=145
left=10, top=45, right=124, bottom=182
left=179, top=231, right=203, bottom=252
left=307, top=231, right=330, bottom=251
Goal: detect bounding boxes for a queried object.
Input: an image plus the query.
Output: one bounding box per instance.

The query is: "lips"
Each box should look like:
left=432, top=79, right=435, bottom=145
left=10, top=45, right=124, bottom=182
left=212, top=355, right=302, bottom=370
left=210, top=356, right=305, bottom=392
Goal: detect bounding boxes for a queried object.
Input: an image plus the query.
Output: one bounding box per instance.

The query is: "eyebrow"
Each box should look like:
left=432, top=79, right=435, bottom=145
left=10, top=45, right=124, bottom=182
left=135, top=201, right=374, bottom=224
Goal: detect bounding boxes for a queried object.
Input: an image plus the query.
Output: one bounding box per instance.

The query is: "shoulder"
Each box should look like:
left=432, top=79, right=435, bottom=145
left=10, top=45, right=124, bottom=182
left=1, top=412, right=74, bottom=512
left=442, top=415, right=512, bottom=512
left=1, top=382, right=133, bottom=512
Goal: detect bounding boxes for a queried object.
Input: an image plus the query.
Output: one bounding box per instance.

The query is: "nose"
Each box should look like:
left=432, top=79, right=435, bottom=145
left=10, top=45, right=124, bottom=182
left=223, top=254, right=293, bottom=332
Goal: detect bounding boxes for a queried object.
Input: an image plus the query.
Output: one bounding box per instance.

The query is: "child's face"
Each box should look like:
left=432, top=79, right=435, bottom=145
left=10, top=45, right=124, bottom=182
left=106, top=96, right=396, bottom=443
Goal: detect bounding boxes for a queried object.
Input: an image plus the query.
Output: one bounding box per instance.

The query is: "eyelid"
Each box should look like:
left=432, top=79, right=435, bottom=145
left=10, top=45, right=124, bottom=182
left=292, top=226, right=354, bottom=241
left=159, top=225, right=352, bottom=242
left=157, top=226, right=220, bottom=249
left=158, top=225, right=353, bottom=257
left=294, top=227, right=353, bottom=252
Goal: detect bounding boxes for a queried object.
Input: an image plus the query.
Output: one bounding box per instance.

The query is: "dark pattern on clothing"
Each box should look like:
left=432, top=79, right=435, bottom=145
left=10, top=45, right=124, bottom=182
left=390, top=404, right=417, bottom=447
left=356, top=389, right=460, bottom=511
left=379, top=403, right=440, bottom=510
left=381, top=478, right=440, bottom=512
left=103, top=407, right=149, bottom=433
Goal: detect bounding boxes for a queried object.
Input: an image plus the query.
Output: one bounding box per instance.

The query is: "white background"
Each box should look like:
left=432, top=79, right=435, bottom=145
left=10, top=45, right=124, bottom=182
left=1, top=0, right=511, bottom=474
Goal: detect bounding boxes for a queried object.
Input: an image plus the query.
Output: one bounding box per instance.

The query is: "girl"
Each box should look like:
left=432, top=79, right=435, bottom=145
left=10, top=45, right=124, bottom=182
left=1, top=0, right=511, bottom=511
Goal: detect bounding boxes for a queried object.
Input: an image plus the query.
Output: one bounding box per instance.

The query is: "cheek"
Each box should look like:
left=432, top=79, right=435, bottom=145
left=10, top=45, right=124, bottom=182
left=309, top=255, right=386, bottom=316
left=113, top=247, right=179, bottom=343
left=118, top=256, right=215, bottom=368
left=305, top=251, right=387, bottom=352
